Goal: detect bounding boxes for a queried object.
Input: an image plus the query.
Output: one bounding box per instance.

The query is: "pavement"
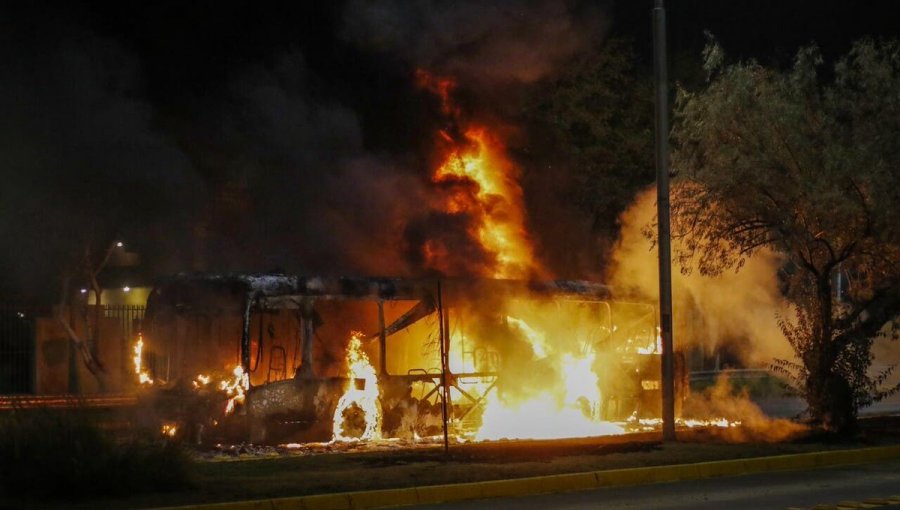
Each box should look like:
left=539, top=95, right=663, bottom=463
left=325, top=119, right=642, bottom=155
left=156, top=444, right=900, bottom=510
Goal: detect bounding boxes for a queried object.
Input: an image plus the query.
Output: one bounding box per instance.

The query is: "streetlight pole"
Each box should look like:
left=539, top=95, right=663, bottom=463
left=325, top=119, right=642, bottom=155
left=653, top=0, right=676, bottom=442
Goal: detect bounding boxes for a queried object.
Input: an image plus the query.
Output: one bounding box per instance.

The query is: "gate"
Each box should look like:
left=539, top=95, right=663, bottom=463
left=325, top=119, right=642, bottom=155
left=0, top=304, right=39, bottom=394
left=0, top=304, right=145, bottom=395
left=102, top=305, right=145, bottom=380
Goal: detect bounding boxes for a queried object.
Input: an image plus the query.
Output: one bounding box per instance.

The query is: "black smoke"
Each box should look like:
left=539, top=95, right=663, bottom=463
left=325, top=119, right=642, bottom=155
left=0, top=13, right=202, bottom=300
left=341, top=0, right=607, bottom=91
left=0, top=1, right=611, bottom=301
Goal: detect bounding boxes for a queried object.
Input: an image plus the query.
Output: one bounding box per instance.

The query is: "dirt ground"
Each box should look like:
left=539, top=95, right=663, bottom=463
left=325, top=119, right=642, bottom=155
left=5, top=416, right=900, bottom=510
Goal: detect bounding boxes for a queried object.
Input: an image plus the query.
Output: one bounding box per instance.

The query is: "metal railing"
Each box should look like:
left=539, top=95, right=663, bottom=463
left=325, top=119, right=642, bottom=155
left=0, top=303, right=145, bottom=395
left=0, top=304, right=41, bottom=394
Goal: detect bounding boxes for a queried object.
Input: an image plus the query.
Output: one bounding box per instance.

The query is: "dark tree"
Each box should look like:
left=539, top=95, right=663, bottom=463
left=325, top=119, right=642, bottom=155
left=528, top=38, right=655, bottom=258
left=669, top=39, right=900, bottom=435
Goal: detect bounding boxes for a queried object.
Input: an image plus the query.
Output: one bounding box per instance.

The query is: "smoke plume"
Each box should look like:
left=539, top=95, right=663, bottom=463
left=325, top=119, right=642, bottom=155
left=1, top=1, right=614, bottom=299
left=607, top=188, right=794, bottom=366
left=341, top=0, right=608, bottom=91
left=682, top=376, right=807, bottom=442
left=0, top=23, right=201, bottom=298
left=192, top=51, right=428, bottom=276
left=341, top=1, right=611, bottom=279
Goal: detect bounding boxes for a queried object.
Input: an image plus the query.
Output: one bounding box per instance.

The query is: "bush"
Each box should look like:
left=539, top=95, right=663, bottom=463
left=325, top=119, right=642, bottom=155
left=0, top=407, right=194, bottom=500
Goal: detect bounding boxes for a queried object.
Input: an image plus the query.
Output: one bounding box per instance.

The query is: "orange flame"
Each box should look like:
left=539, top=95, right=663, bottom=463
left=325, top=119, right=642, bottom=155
left=192, top=374, right=211, bottom=389
left=418, top=70, right=545, bottom=279
left=332, top=332, right=382, bottom=441
left=476, top=316, right=625, bottom=440
left=133, top=333, right=153, bottom=385
left=220, top=365, right=249, bottom=415
left=628, top=417, right=743, bottom=431
left=161, top=423, right=178, bottom=438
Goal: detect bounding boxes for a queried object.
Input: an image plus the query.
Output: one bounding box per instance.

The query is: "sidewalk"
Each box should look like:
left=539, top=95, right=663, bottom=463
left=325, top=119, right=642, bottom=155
left=156, top=444, right=900, bottom=510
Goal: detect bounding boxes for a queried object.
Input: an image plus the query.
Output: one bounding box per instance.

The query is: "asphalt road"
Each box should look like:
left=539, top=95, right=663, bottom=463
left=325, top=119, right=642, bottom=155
left=405, top=458, right=900, bottom=510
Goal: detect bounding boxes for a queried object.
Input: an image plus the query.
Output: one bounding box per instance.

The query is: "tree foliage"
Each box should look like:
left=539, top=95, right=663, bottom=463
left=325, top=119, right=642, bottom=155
left=670, top=39, right=900, bottom=434
left=529, top=38, right=655, bottom=242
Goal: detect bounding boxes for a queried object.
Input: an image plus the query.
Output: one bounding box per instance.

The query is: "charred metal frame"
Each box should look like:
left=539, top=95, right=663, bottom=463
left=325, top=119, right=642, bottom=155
left=149, top=273, right=615, bottom=378
left=146, top=273, right=629, bottom=443
left=437, top=280, right=450, bottom=452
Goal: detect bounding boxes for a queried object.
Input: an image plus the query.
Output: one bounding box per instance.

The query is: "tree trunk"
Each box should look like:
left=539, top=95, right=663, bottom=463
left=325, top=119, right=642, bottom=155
left=805, top=273, right=857, bottom=436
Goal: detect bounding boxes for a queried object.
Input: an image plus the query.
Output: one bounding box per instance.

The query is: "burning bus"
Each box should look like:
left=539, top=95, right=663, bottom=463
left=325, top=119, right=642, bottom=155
left=137, top=272, right=684, bottom=444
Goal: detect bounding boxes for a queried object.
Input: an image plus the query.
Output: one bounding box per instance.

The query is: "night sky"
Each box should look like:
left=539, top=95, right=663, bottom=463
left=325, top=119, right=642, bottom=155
left=2, top=1, right=899, bottom=301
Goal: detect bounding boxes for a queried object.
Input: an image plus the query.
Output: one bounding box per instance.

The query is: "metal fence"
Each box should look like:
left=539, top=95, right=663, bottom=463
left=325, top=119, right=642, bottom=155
left=103, top=305, right=145, bottom=380
left=0, top=304, right=40, bottom=394
left=104, top=304, right=144, bottom=339
left=0, top=303, right=145, bottom=395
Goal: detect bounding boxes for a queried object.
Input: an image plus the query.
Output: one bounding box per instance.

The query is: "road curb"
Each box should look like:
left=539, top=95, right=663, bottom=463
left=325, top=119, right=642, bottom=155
left=156, top=444, right=900, bottom=510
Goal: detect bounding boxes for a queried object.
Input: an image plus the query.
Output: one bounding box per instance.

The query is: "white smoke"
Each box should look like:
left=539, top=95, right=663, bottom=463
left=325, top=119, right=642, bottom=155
left=607, top=188, right=794, bottom=367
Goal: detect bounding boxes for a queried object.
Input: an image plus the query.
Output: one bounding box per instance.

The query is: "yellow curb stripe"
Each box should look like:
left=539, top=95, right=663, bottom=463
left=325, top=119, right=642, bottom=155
left=268, top=500, right=303, bottom=510
left=350, top=488, right=419, bottom=510
left=415, top=482, right=483, bottom=506
left=154, top=445, right=900, bottom=510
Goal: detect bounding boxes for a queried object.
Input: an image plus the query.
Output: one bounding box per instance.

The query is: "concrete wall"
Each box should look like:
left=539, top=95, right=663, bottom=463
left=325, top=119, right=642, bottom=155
left=34, top=306, right=135, bottom=394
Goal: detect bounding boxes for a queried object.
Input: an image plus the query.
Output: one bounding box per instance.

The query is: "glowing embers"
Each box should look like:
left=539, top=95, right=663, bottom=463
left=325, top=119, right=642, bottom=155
left=132, top=333, right=153, bottom=385
left=220, top=365, right=249, bottom=415
left=192, top=374, right=211, bottom=389
left=626, top=417, right=743, bottom=432
left=332, top=332, right=382, bottom=441
left=680, top=418, right=742, bottom=428
left=161, top=423, right=178, bottom=438
left=185, top=369, right=245, bottom=416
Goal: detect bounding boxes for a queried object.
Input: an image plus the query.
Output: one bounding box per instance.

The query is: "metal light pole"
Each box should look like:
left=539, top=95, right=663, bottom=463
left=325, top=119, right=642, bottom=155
left=437, top=280, right=451, bottom=454
left=653, top=0, right=676, bottom=442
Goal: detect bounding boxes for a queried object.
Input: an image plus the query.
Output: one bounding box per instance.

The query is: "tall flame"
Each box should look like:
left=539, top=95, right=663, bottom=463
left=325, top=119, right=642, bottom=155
left=418, top=70, right=544, bottom=279
left=332, top=332, right=382, bottom=441
left=133, top=333, right=153, bottom=385
left=415, top=71, right=632, bottom=441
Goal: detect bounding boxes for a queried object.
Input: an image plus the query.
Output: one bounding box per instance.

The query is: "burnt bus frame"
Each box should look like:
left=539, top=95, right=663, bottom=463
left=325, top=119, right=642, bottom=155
left=146, top=273, right=660, bottom=442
